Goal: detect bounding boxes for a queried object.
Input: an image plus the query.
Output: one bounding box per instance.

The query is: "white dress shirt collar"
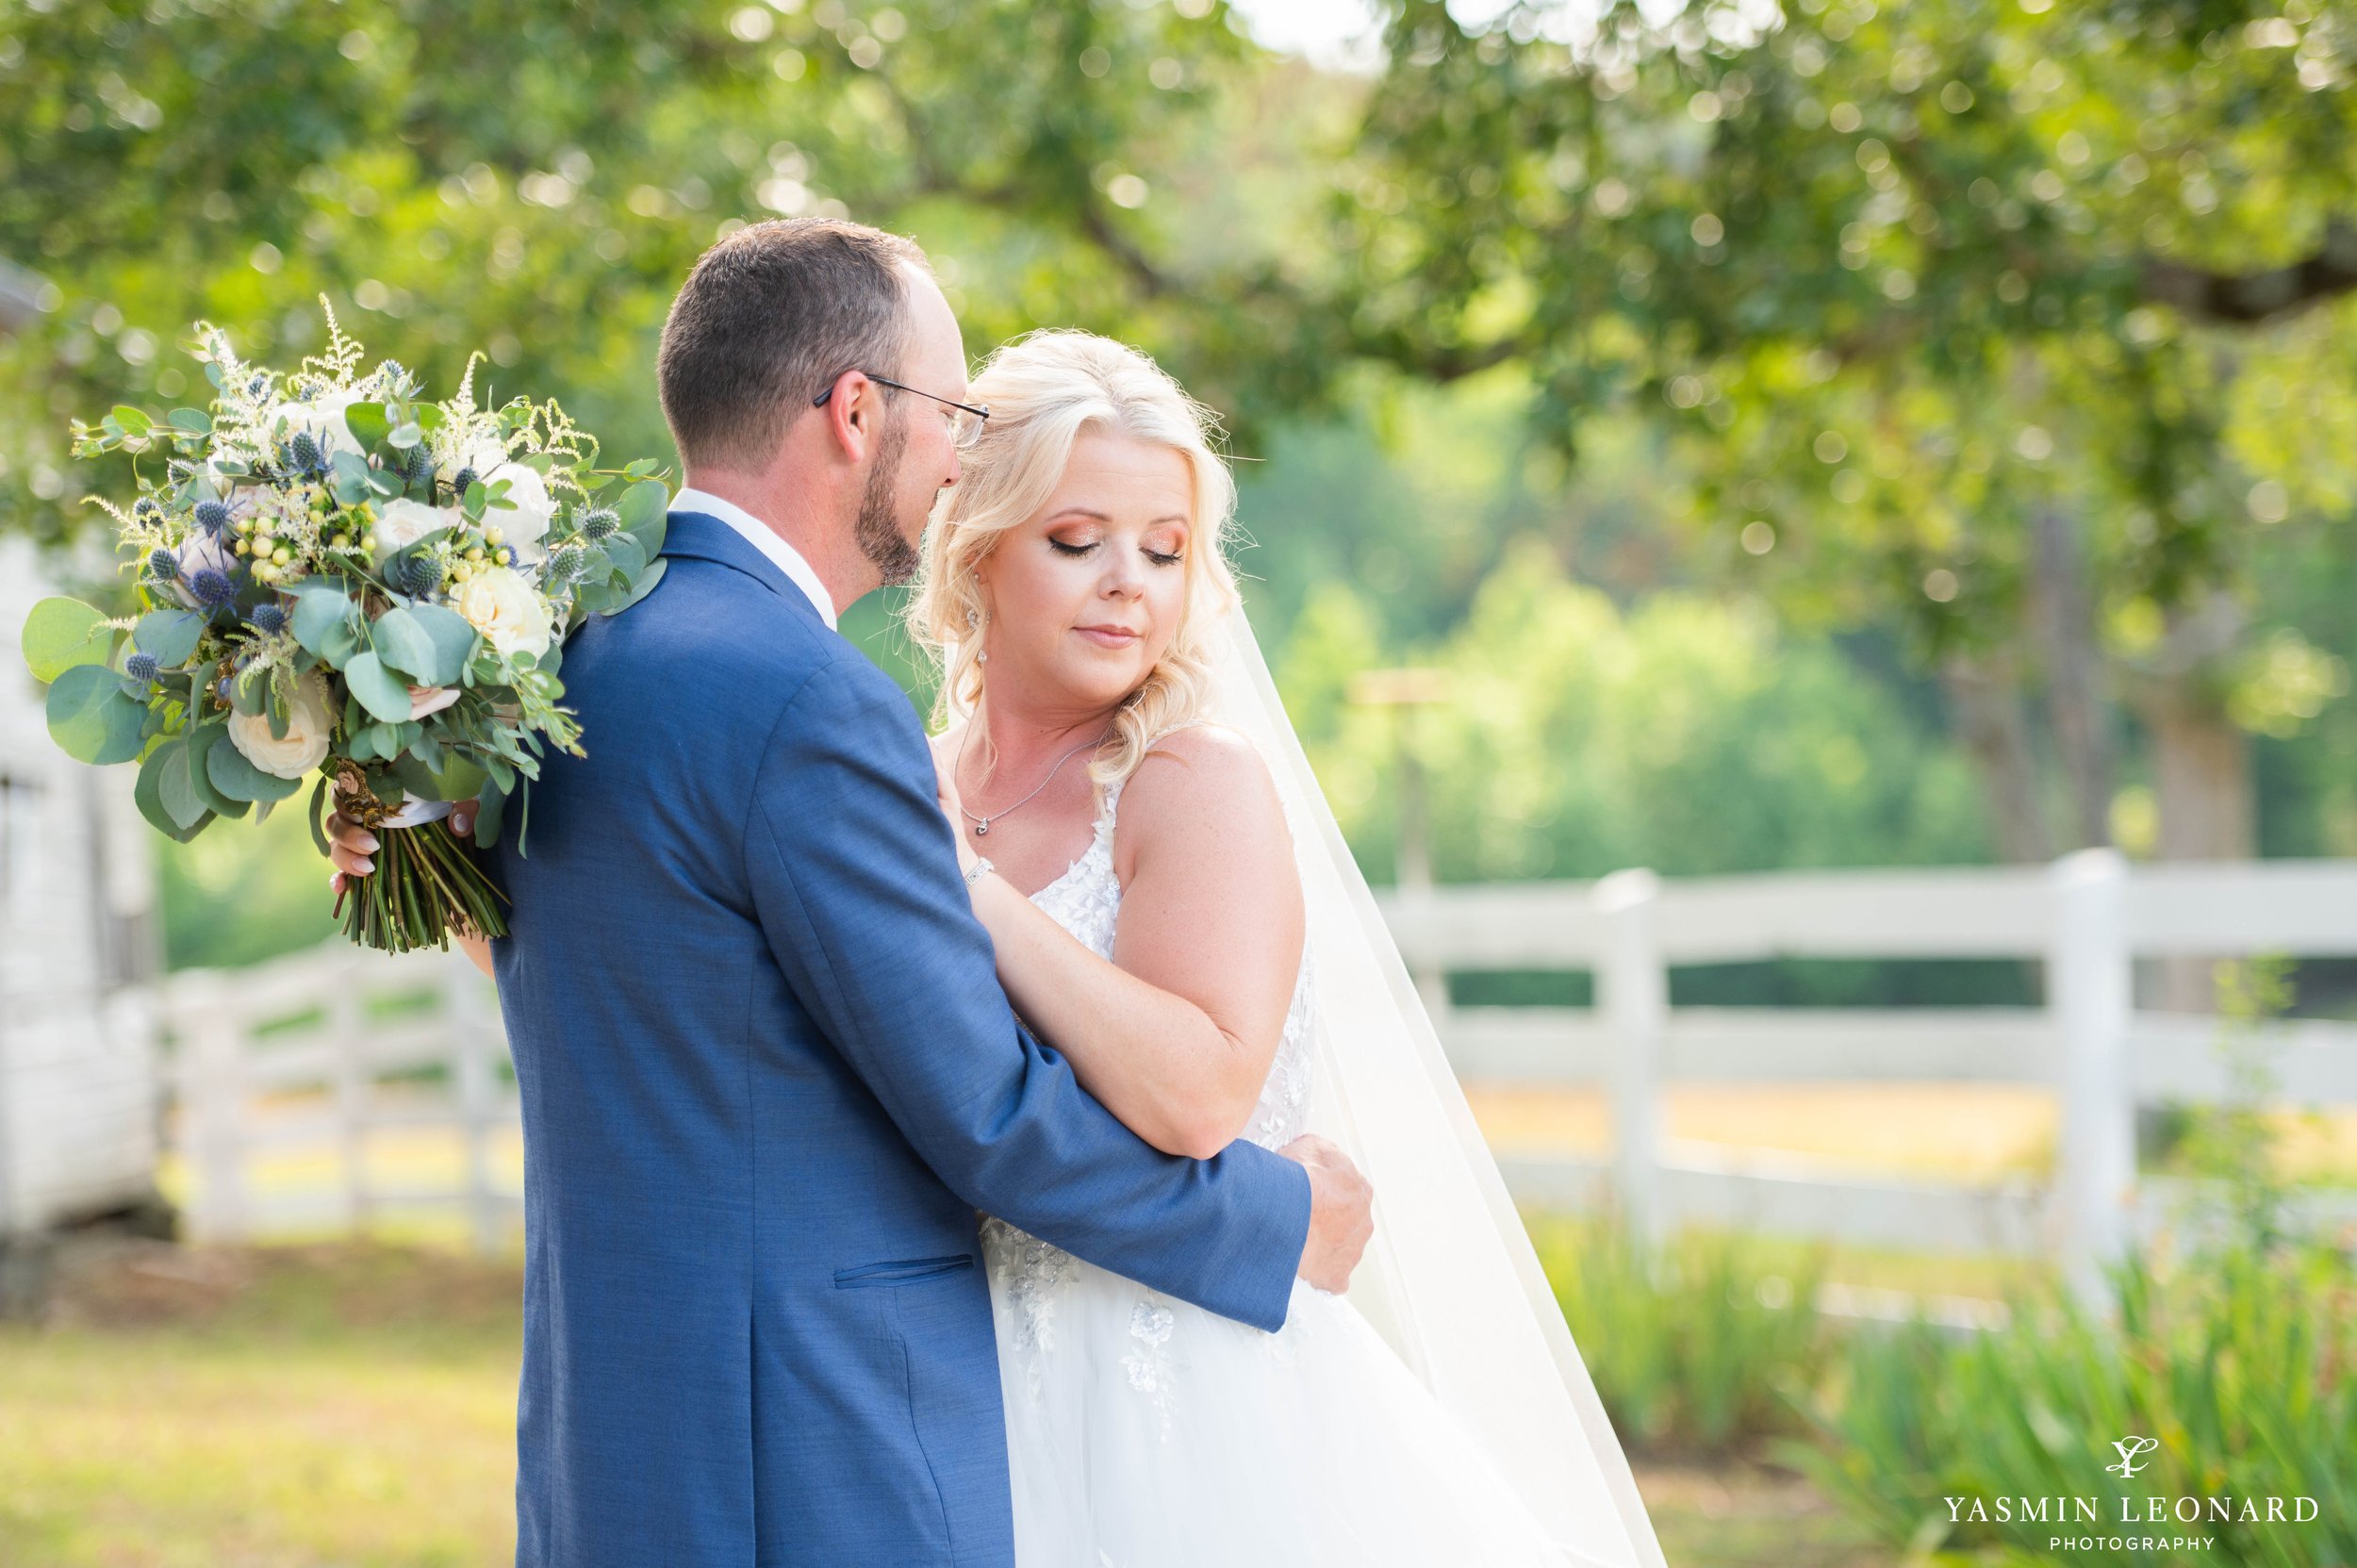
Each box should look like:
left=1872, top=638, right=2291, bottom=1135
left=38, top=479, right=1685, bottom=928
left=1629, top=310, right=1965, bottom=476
left=670, top=487, right=839, bottom=630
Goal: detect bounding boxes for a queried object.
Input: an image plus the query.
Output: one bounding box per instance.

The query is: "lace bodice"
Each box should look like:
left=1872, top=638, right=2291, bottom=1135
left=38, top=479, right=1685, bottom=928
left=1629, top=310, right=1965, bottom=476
left=1025, top=774, right=1316, bottom=1151
left=983, top=769, right=1320, bottom=1401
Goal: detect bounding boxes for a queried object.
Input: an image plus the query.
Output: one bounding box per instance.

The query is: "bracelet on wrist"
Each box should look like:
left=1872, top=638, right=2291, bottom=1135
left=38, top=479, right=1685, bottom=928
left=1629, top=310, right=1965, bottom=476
left=964, top=855, right=993, bottom=888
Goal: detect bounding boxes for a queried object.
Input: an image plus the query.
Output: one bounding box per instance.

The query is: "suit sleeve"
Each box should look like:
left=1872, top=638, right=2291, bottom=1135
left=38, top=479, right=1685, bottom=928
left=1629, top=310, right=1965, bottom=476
left=744, top=653, right=1311, bottom=1332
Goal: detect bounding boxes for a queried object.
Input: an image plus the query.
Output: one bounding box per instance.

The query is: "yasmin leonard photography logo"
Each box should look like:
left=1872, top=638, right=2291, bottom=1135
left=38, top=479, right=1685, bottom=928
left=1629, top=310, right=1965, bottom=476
left=1942, top=1432, right=2320, bottom=1556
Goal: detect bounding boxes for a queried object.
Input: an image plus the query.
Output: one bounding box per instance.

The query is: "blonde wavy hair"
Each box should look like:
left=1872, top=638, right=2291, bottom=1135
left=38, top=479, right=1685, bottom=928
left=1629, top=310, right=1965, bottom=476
left=904, top=329, right=1241, bottom=789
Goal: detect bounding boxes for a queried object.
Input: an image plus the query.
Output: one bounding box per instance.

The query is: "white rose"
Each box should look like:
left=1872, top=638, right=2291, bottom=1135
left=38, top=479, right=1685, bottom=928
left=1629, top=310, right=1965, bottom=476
left=445, top=429, right=509, bottom=482
left=452, top=566, right=554, bottom=662
left=227, top=670, right=334, bottom=780
left=485, top=463, right=553, bottom=565
left=373, top=499, right=458, bottom=562
left=267, top=389, right=366, bottom=463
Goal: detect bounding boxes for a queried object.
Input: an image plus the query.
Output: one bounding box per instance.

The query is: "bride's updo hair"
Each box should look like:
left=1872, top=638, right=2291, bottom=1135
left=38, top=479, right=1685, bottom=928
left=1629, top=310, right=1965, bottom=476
left=905, top=329, right=1241, bottom=789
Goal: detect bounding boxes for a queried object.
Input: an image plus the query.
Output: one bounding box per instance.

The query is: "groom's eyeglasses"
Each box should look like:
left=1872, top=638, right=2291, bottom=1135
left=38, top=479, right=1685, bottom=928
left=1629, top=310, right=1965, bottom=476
left=813, top=371, right=991, bottom=449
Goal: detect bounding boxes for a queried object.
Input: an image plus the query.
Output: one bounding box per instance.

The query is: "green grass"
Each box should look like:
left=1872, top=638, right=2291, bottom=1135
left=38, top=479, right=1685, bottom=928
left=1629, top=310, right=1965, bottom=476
left=1, top=1235, right=1895, bottom=1568
left=0, top=1244, right=522, bottom=1568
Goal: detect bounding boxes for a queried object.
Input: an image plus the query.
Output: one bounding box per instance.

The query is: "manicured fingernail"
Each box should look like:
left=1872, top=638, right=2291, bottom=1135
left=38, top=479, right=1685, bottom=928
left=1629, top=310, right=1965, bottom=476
left=354, top=858, right=373, bottom=874
left=357, top=834, right=379, bottom=852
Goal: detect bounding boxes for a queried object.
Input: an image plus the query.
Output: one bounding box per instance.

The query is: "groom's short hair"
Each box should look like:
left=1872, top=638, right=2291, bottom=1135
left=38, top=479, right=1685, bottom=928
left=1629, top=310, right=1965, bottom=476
left=658, top=218, right=929, bottom=471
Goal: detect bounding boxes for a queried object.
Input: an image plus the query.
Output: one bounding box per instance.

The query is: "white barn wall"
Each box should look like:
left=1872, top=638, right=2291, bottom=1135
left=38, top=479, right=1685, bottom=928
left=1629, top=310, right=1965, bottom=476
left=0, top=535, right=161, bottom=1236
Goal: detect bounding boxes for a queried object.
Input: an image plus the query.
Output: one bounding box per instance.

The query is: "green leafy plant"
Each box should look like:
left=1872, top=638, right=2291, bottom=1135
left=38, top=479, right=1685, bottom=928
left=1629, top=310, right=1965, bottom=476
left=1533, top=1213, right=1833, bottom=1457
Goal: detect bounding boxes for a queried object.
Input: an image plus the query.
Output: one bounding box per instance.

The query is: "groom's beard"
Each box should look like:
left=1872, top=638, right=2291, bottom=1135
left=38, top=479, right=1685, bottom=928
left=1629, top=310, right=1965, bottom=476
left=855, top=409, right=918, bottom=586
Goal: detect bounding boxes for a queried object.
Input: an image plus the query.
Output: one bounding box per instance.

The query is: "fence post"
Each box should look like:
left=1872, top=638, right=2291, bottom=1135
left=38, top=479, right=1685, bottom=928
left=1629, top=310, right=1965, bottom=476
left=1594, top=867, right=1666, bottom=1249
left=329, top=963, right=371, bottom=1233
left=176, top=971, right=249, bottom=1243
left=2051, top=847, right=2135, bottom=1309
left=445, top=956, right=503, bottom=1256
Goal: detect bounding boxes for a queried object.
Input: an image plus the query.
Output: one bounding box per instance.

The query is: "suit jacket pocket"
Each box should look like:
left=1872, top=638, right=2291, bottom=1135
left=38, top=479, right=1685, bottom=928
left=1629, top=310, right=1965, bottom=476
left=833, top=1254, right=977, bottom=1289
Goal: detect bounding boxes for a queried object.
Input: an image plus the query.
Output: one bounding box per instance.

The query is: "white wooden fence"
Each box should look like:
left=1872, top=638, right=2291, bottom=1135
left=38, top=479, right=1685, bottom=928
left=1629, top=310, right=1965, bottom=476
left=1383, top=849, right=2357, bottom=1301
left=163, top=850, right=2357, bottom=1298
left=168, top=946, right=513, bottom=1250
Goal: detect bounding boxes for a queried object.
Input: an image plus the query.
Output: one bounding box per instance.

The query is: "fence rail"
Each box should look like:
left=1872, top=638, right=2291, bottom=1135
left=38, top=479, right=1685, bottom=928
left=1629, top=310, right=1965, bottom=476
left=167, top=946, right=513, bottom=1249
left=161, top=850, right=2357, bottom=1296
left=1385, top=848, right=2357, bottom=1299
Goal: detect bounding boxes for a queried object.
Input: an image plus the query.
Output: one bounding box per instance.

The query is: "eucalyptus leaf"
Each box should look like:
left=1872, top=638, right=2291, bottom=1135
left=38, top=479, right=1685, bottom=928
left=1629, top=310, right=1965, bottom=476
left=133, top=608, right=205, bottom=668
left=471, top=782, right=510, bottom=848
left=344, top=401, right=391, bottom=450
left=45, top=664, right=146, bottom=765
left=22, top=597, right=115, bottom=683
left=603, top=557, right=668, bottom=618
left=231, top=666, right=268, bottom=717
left=206, top=731, right=302, bottom=803
left=602, top=532, right=647, bottom=580
left=182, top=722, right=248, bottom=820
left=139, top=746, right=214, bottom=843
left=156, top=735, right=210, bottom=830
left=346, top=651, right=413, bottom=721
left=307, top=776, right=332, bottom=857
left=371, top=605, right=439, bottom=683
left=290, top=583, right=354, bottom=657
left=168, top=407, right=212, bottom=435
left=393, top=749, right=488, bottom=803
left=330, top=451, right=372, bottom=505
left=615, top=479, right=669, bottom=553
left=404, top=602, right=480, bottom=686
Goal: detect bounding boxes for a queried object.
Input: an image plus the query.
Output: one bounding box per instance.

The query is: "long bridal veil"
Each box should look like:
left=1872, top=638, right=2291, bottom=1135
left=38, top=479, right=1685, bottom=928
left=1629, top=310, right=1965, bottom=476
left=1204, top=605, right=1670, bottom=1568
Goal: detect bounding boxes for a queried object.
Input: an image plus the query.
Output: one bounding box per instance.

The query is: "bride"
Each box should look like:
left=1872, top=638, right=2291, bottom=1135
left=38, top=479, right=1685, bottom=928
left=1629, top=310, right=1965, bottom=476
left=904, top=330, right=1665, bottom=1568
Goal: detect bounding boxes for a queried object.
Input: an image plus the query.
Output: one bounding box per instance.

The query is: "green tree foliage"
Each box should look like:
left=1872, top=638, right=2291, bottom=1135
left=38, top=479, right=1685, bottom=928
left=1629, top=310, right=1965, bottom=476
left=0, top=0, right=1315, bottom=544
left=1329, top=0, right=2357, bottom=862
left=1278, top=539, right=1990, bottom=883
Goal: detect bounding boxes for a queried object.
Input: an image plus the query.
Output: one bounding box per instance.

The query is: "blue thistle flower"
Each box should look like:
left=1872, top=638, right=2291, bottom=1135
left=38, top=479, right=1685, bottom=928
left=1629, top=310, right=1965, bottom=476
left=451, top=466, right=478, bottom=498
left=124, top=652, right=160, bottom=684
left=396, top=554, right=442, bottom=597
left=148, top=547, right=180, bottom=581
left=581, top=507, right=620, bottom=541
left=190, top=568, right=238, bottom=612
left=288, top=430, right=323, bottom=474
left=194, top=499, right=231, bottom=536
left=251, top=602, right=288, bottom=635
left=247, top=373, right=270, bottom=397
left=133, top=496, right=162, bottom=521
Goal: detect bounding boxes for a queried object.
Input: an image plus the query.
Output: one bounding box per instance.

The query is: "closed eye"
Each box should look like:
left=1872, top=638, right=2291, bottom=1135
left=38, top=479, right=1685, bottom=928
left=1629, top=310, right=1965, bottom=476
left=1048, top=538, right=1098, bottom=558
left=1146, top=548, right=1183, bottom=566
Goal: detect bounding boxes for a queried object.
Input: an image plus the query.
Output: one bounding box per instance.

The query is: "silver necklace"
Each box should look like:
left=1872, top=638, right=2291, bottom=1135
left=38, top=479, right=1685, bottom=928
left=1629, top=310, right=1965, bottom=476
left=956, top=724, right=1109, bottom=836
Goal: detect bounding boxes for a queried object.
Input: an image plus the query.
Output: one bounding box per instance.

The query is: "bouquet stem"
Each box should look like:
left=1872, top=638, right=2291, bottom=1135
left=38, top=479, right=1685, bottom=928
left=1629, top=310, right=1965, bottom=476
left=339, top=817, right=509, bottom=954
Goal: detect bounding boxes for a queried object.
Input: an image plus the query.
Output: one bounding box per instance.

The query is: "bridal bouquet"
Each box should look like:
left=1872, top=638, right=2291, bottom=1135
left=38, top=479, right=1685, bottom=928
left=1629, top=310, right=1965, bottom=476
left=19, top=305, right=670, bottom=952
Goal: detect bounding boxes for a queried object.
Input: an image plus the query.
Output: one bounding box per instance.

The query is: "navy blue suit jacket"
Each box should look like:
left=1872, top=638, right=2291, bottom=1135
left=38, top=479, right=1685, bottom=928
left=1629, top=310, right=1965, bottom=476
left=490, top=512, right=1311, bottom=1567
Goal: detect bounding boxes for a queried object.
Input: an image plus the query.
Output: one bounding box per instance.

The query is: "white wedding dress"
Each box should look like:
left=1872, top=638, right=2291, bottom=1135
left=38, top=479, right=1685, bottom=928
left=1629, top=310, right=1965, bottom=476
left=980, top=774, right=1613, bottom=1568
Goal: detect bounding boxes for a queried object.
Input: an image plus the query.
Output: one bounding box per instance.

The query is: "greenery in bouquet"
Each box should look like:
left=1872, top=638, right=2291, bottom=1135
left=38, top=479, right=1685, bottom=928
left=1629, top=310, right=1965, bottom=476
left=18, top=304, right=670, bottom=953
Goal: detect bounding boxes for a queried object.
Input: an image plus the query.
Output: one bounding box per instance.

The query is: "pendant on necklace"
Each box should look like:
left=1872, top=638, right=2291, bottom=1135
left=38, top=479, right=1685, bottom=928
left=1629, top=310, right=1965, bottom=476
left=975, top=819, right=990, bottom=835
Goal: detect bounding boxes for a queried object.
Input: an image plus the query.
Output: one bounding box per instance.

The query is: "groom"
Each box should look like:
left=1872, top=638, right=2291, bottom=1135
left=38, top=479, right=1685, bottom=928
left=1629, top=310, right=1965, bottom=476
left=333, top=217, right=1374, bottom=1566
